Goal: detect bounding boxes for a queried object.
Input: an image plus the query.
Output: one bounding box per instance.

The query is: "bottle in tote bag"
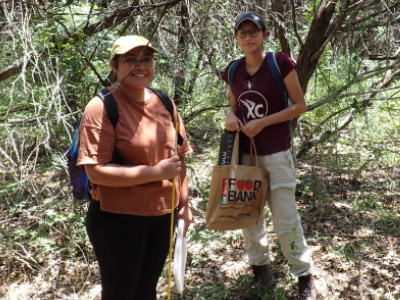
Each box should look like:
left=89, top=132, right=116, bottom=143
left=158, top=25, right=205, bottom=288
left=218, top=131, right=236, bottom=165
left=206, top=133, right=269, bottom=231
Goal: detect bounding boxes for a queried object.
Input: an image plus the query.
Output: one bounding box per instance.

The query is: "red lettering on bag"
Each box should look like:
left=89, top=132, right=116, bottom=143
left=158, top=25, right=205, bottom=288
left=226, top=178, right=263, bottom=202
left=222, top=178, right=229, bottom=196
left=245, top=180, right=254, bottom=190
left=236, top=180, right=246, bottom=190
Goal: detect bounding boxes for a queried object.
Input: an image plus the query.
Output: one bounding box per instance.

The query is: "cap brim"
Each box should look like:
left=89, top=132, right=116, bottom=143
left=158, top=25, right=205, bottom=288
left=236, top=18, right=263, bottom=31
left=115, top=45, right=158, bottom=56
left=110, top=36, right=158, bottom=59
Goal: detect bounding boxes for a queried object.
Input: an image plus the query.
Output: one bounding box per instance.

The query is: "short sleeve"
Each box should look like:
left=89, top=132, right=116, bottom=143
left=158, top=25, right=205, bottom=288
left=77, top=97, right=116, bottom=166
left=275, top=52, right=297, bottom=79
left=221, top=60, right=235, bottom=84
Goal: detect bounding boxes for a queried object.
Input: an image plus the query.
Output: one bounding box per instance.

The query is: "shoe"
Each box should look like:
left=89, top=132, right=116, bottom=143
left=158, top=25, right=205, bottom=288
left=243, top=265, right=275, bottom=299
left=298, top=275, right=317, bottom=300
left=252, top=265, right=275, bottom=287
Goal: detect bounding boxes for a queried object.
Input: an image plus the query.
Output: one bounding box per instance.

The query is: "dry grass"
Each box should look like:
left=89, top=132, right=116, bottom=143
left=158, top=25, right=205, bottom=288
left=1, top=146, right=399, bottom=300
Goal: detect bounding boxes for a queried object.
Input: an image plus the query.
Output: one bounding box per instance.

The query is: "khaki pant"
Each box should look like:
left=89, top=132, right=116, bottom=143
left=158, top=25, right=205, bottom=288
left=242, top=150, right=313, bottom=277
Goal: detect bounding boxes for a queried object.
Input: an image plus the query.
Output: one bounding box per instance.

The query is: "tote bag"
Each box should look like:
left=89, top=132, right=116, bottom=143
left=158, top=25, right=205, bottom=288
left=205, top=133, right=269, bottom=231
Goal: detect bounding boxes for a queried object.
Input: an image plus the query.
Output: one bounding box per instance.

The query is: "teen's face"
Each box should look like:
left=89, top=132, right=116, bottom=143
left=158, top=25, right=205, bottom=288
left=235, top=21, right=268, bottom=54
left=112, top=46, right=156, bottom=89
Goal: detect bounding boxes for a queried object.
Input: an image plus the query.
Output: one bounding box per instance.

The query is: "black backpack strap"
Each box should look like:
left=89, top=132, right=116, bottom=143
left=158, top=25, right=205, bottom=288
left=148, top=87, right=184, bottom=146
left=266, top=52, right=297, bottom=160
left=227, top=57, right=244, bottom=99
left=98, top=88, right=119, bottom=128
left=266, top=52, right=290, bottom=106
left=97, top=88, right=124, bottom=164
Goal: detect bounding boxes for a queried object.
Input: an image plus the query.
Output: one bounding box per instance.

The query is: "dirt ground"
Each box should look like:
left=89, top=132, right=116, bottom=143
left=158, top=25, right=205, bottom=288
left=1, top=156, right=399, bottom=300
left=156, top=196, right=399, bottom=299
left=156, top=157, right=400, bottom=300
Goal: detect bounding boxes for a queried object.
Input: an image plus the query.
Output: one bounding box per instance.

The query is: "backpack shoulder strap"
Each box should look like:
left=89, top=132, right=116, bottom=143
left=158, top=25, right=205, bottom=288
left=266, top=52, right=297, bottom=157
left=147, top=87, right=184, bottom=146
left=98, top=88, right=119, bottom=128
left=266, top=52, right=286, bottom=101
left=227, top=57, right=244, bottom=98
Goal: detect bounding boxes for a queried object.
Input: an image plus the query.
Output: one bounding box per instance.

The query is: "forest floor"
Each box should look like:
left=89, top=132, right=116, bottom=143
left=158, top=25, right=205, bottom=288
left=155, top=149, right=400, bottom=300
left=1, top=134, right=400, bottom=300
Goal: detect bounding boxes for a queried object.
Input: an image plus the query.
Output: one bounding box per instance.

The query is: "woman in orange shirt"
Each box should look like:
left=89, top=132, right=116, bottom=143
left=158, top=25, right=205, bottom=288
left=78, top=35, right=192, bottom=300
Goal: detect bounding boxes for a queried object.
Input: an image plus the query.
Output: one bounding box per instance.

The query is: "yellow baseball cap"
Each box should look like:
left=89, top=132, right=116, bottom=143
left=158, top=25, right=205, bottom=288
left=110, top=35, right=158, bottom=60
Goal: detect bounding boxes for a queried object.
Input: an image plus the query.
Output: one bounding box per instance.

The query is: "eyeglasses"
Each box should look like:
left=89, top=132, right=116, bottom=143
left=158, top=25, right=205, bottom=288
left=116, top=57, right=156, bottom=68
left=236, top=29, right=261, bottom=39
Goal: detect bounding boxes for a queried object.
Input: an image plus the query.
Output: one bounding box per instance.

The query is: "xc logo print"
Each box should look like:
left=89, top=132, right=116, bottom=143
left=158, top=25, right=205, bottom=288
left=240, top=99, right=265, bottom=119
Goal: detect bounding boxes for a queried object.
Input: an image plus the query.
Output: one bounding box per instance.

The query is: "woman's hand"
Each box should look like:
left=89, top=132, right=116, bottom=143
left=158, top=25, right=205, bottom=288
left=225, top=111, right=243, bottom=132
left=155, top=155, right=182, bottom=180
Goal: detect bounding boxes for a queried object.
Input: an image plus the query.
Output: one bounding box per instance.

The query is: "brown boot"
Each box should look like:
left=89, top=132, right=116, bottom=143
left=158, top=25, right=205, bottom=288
left=243, top=265, right=275, bottom=299
left=298, top=275, right=317, bottom=300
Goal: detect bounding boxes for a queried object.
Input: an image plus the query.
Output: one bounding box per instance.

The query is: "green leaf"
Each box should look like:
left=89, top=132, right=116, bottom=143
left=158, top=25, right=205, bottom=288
left=351, top=98, right=359, bottom=110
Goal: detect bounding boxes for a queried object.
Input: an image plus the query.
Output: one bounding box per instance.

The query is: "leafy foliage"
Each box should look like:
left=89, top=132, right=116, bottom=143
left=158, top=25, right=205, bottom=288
left=0, top=0, right=400, bottom=299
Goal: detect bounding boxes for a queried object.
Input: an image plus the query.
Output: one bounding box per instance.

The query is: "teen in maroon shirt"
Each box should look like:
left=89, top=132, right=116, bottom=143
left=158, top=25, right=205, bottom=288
left=222, top=11, right=317, bottom=300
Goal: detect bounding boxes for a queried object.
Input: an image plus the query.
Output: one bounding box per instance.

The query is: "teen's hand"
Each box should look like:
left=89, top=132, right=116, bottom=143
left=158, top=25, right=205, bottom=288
left=225, top=111, right=243, bottom=132
left=155, top=156, right=181, bottom=180
left=242, top=118, right=265, bottom=138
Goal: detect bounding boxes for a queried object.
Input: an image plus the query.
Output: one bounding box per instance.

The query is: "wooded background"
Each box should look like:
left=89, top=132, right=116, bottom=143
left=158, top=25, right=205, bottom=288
left=1, top=1, right=399, bottom=299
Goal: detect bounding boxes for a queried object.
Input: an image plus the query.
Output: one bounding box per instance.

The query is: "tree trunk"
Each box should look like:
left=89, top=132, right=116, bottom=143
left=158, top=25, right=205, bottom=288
left=271, top=0, right=292, bottom=57
left=296, top=0, right=339, bottom=93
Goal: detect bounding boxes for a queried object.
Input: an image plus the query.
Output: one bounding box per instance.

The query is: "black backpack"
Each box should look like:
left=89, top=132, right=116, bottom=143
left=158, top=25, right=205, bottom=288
left=66, top=87, right=183, bottom=200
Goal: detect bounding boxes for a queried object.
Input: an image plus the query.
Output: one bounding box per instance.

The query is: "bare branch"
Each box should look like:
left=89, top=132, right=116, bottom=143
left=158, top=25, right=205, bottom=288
left=0, top=1, right=183, bottom=84
left=297, top=61, right=400, bottom=159
left=271, top=0, right=291, bottom=56
left=0, top=62, right=22, bottom=82
left=307, top=60, right=400, bottom=111
left=297, top=0, right=338, bottom=92
left=290, top=0, right=303, bottom=48
left=310, top=4, right=349, bottom=63
left=183, top=104, right=229, bottom=124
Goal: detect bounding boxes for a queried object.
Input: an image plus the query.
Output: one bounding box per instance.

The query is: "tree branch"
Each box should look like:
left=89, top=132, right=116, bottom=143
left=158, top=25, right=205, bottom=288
left=297, top=0, right=339, bottom=92
left=296, top=62, right=400, bottom=159
left=0, top=62, right=22, bottom=82
left=290, top=0, right=303, bottom=49
left=271, top=0, right=291, bottom=56
left=307, top=60, right=400, bottom=111
left=0, top=1, right=183, bottom=84
left=183, top=104, right=229, bottom=124
left=310, top=3, right=349, bottom=63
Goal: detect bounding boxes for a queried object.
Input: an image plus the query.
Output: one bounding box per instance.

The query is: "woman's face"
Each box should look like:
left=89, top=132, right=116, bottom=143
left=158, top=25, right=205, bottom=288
left=111, top=46, right=156, bottom=90
left=235, top=21, right=268, bottom=54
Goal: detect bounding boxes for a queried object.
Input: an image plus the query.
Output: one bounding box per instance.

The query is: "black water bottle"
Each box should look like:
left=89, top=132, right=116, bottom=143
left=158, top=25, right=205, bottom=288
left=218, top=131, right=236, bottom=165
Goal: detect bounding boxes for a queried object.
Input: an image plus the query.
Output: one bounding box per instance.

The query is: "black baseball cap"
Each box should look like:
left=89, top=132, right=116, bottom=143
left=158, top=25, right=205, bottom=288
left=235, top=11, right=266, bottom=32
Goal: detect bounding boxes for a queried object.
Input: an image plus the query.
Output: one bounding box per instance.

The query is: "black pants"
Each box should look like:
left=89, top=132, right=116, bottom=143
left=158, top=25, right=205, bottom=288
left=86, top=200, right=174, bottom=300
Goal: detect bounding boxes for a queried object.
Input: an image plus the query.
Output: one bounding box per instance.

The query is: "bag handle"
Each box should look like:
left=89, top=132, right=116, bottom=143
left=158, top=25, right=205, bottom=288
left=249, top=138, right=259, bottom=166
left=231, top=133, right=259, bottom=166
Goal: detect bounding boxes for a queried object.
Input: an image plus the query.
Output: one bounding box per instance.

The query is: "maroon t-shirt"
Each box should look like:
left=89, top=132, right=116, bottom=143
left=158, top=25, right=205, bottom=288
left=222, top=52, right=296, bottom=155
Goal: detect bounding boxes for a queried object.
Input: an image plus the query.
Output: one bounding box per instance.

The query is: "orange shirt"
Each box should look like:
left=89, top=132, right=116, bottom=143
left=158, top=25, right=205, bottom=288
left=77, top=87, right=192, bottom=216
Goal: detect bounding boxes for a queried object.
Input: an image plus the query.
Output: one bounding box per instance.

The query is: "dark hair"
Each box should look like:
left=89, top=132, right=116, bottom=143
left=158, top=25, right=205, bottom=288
left=112, top=54, right=120, bottom=68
